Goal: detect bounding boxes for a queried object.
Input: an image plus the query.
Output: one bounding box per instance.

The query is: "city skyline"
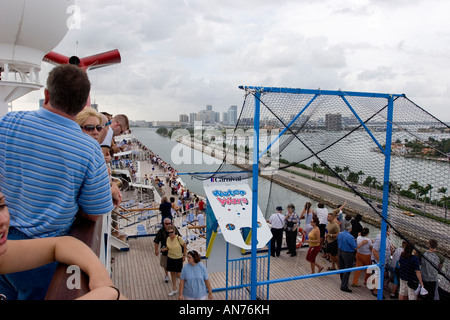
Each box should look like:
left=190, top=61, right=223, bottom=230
left=130, top=103, right=238, bottom=126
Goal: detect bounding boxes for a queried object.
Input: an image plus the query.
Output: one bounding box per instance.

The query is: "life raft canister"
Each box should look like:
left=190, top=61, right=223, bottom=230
left=296, top=227, right=306, bottom=248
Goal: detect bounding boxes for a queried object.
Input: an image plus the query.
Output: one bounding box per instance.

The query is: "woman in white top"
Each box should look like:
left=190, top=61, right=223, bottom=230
left=300, top=202, right=314, bottom=234
left=352, top=228, right=373, bottom=287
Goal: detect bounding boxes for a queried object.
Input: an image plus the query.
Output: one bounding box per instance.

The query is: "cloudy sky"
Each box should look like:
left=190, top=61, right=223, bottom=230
left=13, top=0, right=450, bottom=122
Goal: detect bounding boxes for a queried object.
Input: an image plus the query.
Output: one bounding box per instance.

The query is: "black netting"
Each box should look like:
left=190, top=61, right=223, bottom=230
left=190, top=87, right=450, bottom=286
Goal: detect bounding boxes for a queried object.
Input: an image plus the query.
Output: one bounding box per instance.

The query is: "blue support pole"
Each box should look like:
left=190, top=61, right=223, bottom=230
left=378, top=95, right=394, bottom=300
left=267, top=242, right=271, bottom=299
left=341, top=96, right=386, bottom=154
left=250, top=92, right=261, bottom=300
left=225, top=242, right=229, bottom=300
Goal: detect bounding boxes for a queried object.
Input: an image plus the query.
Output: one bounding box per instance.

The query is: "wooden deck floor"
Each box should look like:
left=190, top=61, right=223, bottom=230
left=111, top=236, right=377, bottom=301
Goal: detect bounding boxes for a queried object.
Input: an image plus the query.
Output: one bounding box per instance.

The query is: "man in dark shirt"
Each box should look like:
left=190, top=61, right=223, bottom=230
left=350, top=214, right=363, bottom=239
left=159, top=196, right=172, bottom=225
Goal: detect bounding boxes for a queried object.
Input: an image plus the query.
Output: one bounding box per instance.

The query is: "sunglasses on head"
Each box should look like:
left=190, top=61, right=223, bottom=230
left=81, top=125, right=103, bottom=132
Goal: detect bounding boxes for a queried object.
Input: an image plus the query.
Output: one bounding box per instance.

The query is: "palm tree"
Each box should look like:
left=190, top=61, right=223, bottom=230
left=408, top=181, right=422, bottom=207
left=371, top=177, right=381, bottom=196
left=357, top=170, right=365, bottom=186
left=389, top=181, right=403, bottom=205
left=334, top=166, right=343, bottom=174
left=334, top=166, right=343, bottom=187
left=311, top=162, right=318, bottom=178
left=419, top=184, right=433, bottom=213
left=343, top=165, right=350, bottom=179
left=437, top=187, right=448, bottom=218
left=438, top=187, right=447, bottom=200
left=347, top=171, right=360, bottom=184
left=319, top=160, right=330, bottom=182
left=364, top=176, right=375, bottom=196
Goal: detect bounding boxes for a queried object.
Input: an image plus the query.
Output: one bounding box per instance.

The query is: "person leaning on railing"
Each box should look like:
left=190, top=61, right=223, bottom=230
left=0, top=190, right=125, bottom=300
left=0, top=64, right=114, bottom=300
left=77, top=108, right=122, bottom=207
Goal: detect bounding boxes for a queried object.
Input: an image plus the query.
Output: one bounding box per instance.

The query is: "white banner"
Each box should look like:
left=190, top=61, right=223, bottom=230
left=203, top=177, right=272, bottom=250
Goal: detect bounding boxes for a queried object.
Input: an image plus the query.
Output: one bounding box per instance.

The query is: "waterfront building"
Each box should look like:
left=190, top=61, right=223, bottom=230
left=325, top=113, right=343, bottom=131
left=189, top=113, right=197, bottom=125
left=228, top=105, right=237, bottom=126
left=179, top=113, right=189, bottom=123
left=222, top=112, right=228, bottom=124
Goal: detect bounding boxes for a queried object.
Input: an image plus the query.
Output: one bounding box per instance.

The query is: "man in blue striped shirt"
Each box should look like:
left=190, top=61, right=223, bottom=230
left=0, top=64, right=113, bottom=299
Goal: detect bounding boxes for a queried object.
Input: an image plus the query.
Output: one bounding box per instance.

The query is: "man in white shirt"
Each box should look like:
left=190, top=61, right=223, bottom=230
left=268, top=206, right=285, bottom=257
left=315, top=203, right=329, bottom=247
left=197, top=210, right=206, bottom=234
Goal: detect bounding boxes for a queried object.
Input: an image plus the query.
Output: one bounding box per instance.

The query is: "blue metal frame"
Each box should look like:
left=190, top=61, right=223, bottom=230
left=340, top=95, right=386, bottom=154
left=250, top=92, right=261, bottom=300
left=377, top=96, right=394, bottom=299
left=217, top=243, right=271, bottom=299
left=259, top=94, right=319, bottom=159
left=241, top=86, right=398, bottom=301
left=239, top=86, right=405, bottom=99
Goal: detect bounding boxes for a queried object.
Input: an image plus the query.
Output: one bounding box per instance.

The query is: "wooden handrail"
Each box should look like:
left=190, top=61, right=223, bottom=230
left=187, top=225, right=206, bottom=229
left=44, top=212, right=104, bottom=300
left=118, top=206, right=159, bottom=213
left=112, top=209, right=131, bottom=221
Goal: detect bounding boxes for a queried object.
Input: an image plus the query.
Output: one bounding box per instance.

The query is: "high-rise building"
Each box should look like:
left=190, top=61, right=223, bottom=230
left=179, top=114, right=189, bottom=123
left=325, top=113, right=342, bottom=131
left=189, top=113, right=197, bottom=125
left=228, top=105, right=237, bottom=126
left=205, top=110, right=215, bottom=124
left=222, top=112, right=228, bottom=124
left=197, top=110, right=206, bottom=123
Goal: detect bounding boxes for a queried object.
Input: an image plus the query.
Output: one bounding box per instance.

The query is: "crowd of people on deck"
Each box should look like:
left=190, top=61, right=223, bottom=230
left=130, top=143, right=212, bottom=300
left=0, top=64, right=130, bottom=300
left=268, top=201, right=450, bottom=300
left=142, top=130, right=449, bottom=301
left=134, top=143, right=207, bottom=222
left=153, top=179, right=211, bottom=300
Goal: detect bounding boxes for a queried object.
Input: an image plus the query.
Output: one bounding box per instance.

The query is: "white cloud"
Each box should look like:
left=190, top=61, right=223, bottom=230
left=9, top=0, right=450, bottom=122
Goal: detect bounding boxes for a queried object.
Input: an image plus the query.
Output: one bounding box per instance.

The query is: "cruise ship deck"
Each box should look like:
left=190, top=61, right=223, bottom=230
left=111, top=235, right=376, bottom=300
left=110, top=152, right=376, bottom=300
